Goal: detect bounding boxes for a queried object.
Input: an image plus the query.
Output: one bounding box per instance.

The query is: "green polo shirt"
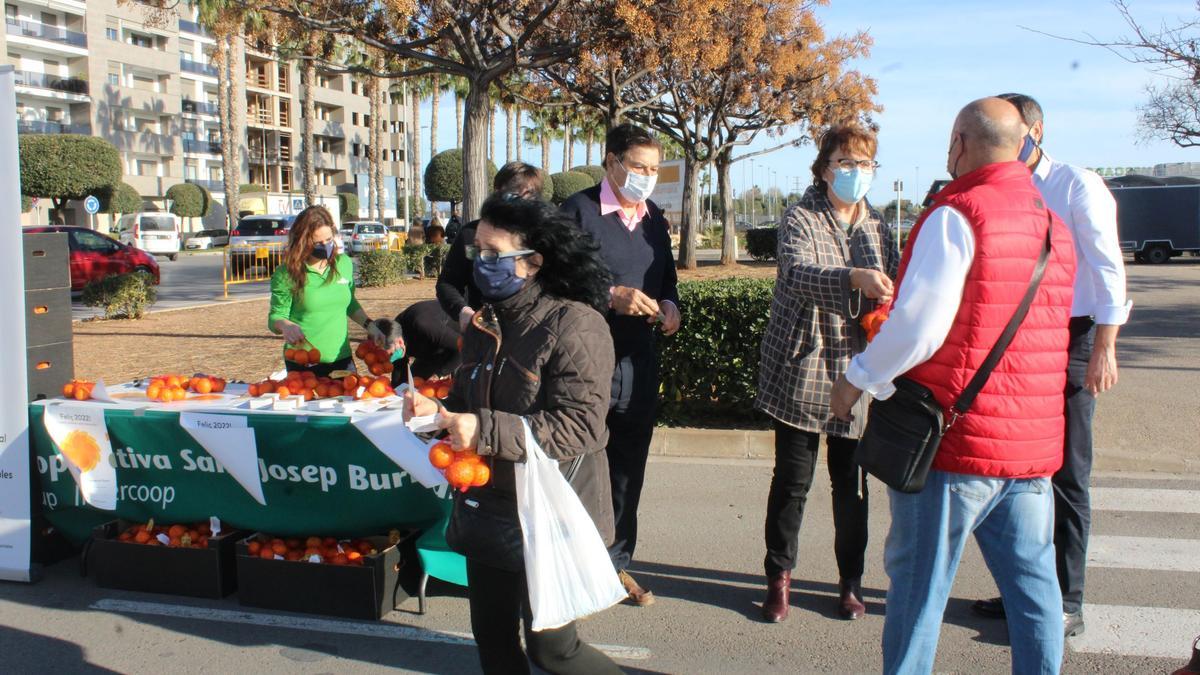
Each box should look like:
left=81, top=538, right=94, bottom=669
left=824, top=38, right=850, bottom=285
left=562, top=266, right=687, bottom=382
left=268, top=254, right=362, bottom=363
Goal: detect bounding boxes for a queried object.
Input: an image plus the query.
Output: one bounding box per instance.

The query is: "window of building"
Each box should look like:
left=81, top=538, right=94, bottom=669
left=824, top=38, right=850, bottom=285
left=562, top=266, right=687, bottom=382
left=40, top=12, right=56, bottom=28
left=350, top=79, right=358, bottom=95
left=107, top=62, right=121, bottom=86
left=351, top=112, right=358, bottom=126
left=5, top=6, right=17, bottom=26
left=317, top=72, right=329, bottom=88
left=106, top=17, right=119, bottom=41
left=363, top=114, right=370, bottom=127
left=208, top=165, right=222, bottom=183
left=317, top=138, right=329, bottom=153
left=136, top=159, right=158, bottom=176
left=183, top=159, right=198, bottom=180
left=180, top=38, right=194, bottom=59
left=46, top=107, right=63, bottom=123
left=352, top=142, right=359, bottom=158
left=127, top=32, right=153, bottom=49
left=280, top=166, right=292, bottom=192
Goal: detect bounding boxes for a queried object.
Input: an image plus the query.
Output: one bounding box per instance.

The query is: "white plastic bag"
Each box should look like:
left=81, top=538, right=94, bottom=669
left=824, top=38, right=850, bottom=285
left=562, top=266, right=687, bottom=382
left=515, top=420, right=626, bottom=631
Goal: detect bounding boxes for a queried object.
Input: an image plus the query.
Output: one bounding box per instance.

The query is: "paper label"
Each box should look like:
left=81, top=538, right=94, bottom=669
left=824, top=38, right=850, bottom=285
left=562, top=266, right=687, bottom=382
left=42, top=402, right=118, bottom=510
left=179, top=413, right=266, bottom=506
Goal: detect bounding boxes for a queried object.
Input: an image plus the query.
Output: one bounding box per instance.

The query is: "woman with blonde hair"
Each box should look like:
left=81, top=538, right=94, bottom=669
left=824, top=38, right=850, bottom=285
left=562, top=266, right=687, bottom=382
left=268, top=205, right=389, bottom=376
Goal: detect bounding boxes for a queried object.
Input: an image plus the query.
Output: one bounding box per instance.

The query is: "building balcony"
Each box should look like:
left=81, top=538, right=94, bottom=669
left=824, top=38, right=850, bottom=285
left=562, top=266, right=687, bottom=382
left=180, top=58, right=218, bottom=77
left=13, top=69, right=88, bottom=95
left=187, top=178, right=225, bottom=192
left=178, top=20, right=210, bottom=38
left=182, top=99, right=219, bottom=115
left=17, top=120, right=92, bottom=135
left=183, top=138, right=222, bottom=154
left=5, top=20, right=87, bottom=48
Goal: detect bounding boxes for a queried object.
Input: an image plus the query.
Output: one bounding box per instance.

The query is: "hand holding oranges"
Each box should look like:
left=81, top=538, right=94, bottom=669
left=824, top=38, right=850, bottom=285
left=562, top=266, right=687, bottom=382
left=428, top=440, right=490, bottom=492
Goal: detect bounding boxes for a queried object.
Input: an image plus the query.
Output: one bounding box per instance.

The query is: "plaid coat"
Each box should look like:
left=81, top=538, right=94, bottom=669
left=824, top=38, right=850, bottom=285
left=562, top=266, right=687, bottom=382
left=755, top=186, right=900, bottom=438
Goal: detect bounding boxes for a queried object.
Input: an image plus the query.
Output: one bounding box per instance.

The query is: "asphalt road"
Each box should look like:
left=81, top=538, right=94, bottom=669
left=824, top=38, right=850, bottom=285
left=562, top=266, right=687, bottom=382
left=1, top=461, right=1195, bottom=674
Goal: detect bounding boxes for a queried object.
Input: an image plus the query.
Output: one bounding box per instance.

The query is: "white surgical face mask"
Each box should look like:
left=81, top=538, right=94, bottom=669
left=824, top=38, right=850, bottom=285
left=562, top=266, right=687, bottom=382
left=618, top=161, right=657, bottom=203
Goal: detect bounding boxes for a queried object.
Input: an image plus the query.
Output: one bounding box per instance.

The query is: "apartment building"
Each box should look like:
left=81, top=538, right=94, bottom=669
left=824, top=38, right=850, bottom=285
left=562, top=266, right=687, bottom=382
left=6, top=0, right=411, bottom=228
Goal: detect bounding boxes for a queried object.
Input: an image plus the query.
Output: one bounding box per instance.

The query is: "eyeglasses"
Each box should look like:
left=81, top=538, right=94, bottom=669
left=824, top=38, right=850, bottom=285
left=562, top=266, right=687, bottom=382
left=833, top=158, right=880, bottom=173
left=465, top=246, right=535, bottom=263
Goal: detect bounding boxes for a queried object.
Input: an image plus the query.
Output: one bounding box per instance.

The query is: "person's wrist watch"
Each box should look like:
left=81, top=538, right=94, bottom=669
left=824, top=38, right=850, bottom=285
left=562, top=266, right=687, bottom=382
left=362, top=318, right=373, bottom=330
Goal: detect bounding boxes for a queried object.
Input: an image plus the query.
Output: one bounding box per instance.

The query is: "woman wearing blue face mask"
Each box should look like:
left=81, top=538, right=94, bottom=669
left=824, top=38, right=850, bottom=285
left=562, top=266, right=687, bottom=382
left=268, top=205, right=390, bottom=377
left=754, top=124, right=900, bottom=624
left=406, top=193, right=621, bottom=675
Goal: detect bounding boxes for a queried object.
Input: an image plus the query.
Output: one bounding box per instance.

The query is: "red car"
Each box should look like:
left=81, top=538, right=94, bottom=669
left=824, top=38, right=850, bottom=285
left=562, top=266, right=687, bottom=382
left=24, top=226, right=161, bottom=291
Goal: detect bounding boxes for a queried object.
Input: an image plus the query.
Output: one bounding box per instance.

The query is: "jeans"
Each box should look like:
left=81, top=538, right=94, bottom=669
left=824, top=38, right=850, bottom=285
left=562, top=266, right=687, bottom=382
left=883, top=470, right=1063, bottom=675
left=1053, top=317, right=1097, bottom=614
left=763, top=420, right=868, bottom=580
left=466, top=559, right=622, bottom=675
left=606, top=349, right=659, bottom=572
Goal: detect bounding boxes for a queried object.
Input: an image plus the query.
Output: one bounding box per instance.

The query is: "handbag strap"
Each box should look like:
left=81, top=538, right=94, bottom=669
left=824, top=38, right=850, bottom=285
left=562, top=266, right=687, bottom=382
left=949, top=213, right=1054, bottom=423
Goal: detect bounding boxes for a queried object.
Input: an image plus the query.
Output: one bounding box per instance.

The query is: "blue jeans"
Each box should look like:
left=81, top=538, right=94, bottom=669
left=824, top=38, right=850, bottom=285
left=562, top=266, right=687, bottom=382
left=882, top=470, right=1063, bottom=675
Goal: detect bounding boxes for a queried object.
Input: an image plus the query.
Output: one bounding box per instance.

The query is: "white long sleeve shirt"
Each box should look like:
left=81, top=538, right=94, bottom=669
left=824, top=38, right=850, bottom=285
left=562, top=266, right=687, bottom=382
left=844, top=206, right=975, bottom=400
left=1033, top=153, right=1131, bottom=324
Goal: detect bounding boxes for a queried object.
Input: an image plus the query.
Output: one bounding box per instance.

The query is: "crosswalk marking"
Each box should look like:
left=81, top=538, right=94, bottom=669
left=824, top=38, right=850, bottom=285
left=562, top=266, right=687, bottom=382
left=1091, top=487, right=1200, bottom=514
left=1070, top=604, right=1200, bottom=659
left=1088, top=535, right=1200, bottom=573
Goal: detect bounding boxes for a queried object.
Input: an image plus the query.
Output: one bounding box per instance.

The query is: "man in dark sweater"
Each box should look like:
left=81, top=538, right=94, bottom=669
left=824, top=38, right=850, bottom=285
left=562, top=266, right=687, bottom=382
left=560, top=123, right=681, bottom=607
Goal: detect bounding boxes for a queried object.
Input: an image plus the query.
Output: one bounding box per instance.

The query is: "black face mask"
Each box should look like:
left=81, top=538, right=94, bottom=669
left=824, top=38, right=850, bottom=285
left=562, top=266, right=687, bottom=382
left=948, top=133, right=966, bottom=180
left=312, top=241, right=335, bottom=260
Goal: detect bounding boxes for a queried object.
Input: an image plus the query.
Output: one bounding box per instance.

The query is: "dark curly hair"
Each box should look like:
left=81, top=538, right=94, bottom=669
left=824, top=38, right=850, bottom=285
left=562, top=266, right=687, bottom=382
left=479, top=193, right=612, bottom=312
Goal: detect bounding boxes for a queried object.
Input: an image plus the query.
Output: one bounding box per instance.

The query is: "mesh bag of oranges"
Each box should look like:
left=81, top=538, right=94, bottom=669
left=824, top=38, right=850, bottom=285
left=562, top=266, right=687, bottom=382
left=355, top=340, right=398, bottom=377
left=413, top=375, right=454, bottom=400
left=62, top=379, right=96, bottom=400
left=284, top=343, right=322, bottom=367
left=860, top=307, right=890, bottom=343
left=428, top=440, right=491, bottom=492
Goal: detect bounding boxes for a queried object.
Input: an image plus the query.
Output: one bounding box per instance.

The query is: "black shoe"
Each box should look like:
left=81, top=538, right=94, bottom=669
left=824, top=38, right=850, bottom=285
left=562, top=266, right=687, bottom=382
left=1064, top=611, right=1085, bottom=637
left=971, top=596, right=1006, bottom=619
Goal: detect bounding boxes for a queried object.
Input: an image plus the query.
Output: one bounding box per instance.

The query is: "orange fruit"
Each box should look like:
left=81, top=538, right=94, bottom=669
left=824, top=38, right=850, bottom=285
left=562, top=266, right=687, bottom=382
left=435, top=384, right=451, bottom=399
left=173, top=387, right=188, bottom=401
left=62, top=382, right=75, bottom=398
left=293, top=350, right=310, bottom=365
left=212, top=378, right=226, bottom=393
left=331, top=553, right=349, bottom=565
left=168, top=524, right=186, bottom=538
left=327, top=383, right=345, bottom=397
left=304, top=536, right=322, bottom=549
left=285, top=537, right=302, bottom=550
left=284, top=348, right=297, bottom=361
left=429, top=442, right=455, bottom=469
left=193, top=378, right=213, bottom=394
left=259, top=548, right=276, bottom=560
left=248, top=384, right=260, bottom=397
left=309, top=348, right=321, bottom=363
left=368, top=380, right=388, bottom=397
left=165, top=375, right=182, bottom=388
left=74, top=387, right=89, bottom=400
left=342, top=374, right=359, bottom=391
left=355, top=343, right=369, bottom=359
left=412, top=376, right=425, bottom=388
left=346, top=551, right=363, bottom=564
left=247, top=540, right=262, bottom=555
left=471, top=463, right=491, bottom=487
left=147, top=382, right=163, bottom=400
left=302, top=389, right=314, bottom=401
left=134, top=530, right=151, bottom=544
left=315, top=383, right=330, bottom=398
left=419, top=385, right=437, bottom=398
left=270, top=541, right=288, bottom=556
left=368, top=363, right=382, bottom=376
left=446, top=461, right=477, bottom=491
left=363, top=352, right=378, bottom=366
left=275, top=385, right=292, bottom=398
left=381, top=361, right=394, bottom=374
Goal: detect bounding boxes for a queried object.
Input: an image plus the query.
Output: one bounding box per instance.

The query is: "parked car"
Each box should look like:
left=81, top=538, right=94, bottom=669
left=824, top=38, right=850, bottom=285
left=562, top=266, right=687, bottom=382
left=344, top=221, right=388, bottom=254
left=229, top=214, right=295, bottom=275
left=184, top=228, right=230, bottom=250
left=114, top=212, right=182, bottom=261
left=24, top=226, right=160, bottom=291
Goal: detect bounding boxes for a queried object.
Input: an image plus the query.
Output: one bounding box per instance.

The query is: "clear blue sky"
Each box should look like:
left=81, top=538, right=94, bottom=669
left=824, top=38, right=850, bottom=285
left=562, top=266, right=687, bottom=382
left=417, top=1, right=1197, bottom=212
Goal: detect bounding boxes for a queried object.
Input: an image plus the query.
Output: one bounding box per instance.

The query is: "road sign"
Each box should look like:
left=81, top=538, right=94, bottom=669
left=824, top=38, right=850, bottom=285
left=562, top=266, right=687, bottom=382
left=83, top=195, right=100, bottom=215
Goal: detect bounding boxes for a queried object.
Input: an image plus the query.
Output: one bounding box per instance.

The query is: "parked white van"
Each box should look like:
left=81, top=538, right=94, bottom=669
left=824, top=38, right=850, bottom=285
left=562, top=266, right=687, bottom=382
left=116, top=212, right=182, bottom=261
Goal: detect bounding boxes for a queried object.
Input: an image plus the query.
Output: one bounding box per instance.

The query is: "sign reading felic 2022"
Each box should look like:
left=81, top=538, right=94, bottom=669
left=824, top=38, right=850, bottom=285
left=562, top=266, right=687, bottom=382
left=0, top=67, right=33, bottom=582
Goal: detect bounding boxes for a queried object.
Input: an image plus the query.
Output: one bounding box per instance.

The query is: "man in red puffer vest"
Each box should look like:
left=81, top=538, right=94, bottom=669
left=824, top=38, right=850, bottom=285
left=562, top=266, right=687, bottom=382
left=831, top=98, right=1076, bottom=675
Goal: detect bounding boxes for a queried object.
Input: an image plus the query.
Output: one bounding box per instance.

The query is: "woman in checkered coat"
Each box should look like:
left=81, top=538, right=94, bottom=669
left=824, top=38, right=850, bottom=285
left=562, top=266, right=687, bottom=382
left=754, top=124, right=900, bottom=623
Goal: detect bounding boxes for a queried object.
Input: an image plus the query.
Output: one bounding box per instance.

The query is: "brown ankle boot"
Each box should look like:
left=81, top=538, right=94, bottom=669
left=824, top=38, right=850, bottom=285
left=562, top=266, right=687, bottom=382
left=762, top=571, right=791, bottom=623
left=839, top=578, right=866, bottom=620
left=1171, top=635, right=1200, bottom=674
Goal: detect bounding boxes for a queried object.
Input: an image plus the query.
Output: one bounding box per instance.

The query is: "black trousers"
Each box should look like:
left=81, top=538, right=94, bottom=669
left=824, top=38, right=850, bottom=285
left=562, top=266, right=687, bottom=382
left=1054, top=317, right=1097, bottom=614
left=466, top=559, right=621, bottom=675
left=284, top=355, right=353, bottom=378
left=606, top=349, right=659, bottom=572
left=764, top=419, right=868, bottom=580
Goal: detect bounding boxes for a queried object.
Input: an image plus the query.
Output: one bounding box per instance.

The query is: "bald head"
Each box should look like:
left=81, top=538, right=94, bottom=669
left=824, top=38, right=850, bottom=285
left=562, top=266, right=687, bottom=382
left=946, top=97, right=1025, bottom=178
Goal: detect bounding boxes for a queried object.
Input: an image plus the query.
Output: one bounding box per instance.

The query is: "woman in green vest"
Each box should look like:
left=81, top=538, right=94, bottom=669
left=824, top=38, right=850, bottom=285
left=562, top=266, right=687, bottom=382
left=268, top=205, right=389, bottom=376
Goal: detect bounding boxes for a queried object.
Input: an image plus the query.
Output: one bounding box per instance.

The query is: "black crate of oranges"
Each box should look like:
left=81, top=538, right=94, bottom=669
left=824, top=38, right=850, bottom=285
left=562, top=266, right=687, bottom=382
left=88, top=519, right=242, bottom=599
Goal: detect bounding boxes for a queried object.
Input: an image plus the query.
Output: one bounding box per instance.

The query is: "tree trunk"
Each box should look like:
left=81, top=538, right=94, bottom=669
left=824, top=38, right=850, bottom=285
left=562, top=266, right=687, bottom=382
left=461, top=80, right=491, bottom=221
left=455, top=94, right=463, bottom=148
left=562, top=124, right=570, bottom=172
left=540, top=133, right=550, bottom=175
left=366, top=78, right=378, bottom=220
left=488, top=105, right=496, bottom=163
left=301, top=35, right=318, bottom=207
left=430, top=74, right=439, bottom=157
left=216, top=34, right=240, bottom=230
left=372, top=76, right=384, bottom=222
left=411, top=87, right=421, bottom=213
left=515, top=107, right=522, bottom=161
left=677, top=154, right=700, bottom=270
left=505, top=104, right=515, bottom=163
left=718, top=153, right=738, bottom=265
left=566, top=125, right=574, bottom=169
left=586, top=129, right=594, bottom=165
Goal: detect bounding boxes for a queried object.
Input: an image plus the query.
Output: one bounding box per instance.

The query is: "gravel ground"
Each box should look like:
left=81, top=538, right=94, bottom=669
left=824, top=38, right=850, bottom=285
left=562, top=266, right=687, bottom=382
left=72, top=262, right=777, bottom=384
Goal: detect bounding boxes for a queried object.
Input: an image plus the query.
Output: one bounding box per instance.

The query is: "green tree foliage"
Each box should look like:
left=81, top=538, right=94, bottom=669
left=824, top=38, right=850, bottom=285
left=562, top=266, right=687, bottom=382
left=425, top=148, right=497, bottom=208
left=338, top=192, right=360, bottom=220
left=570, top=165, right=605, bottom=185
left=239, top=183, right=267, bottom=194
left=166, top=183, right=212, bottom=218
left=19, top=135, right=122, bottom=217
left=21, top=195, right=32, bottom=213
left=549, top=171, right=594, bottom=204
left=100, top=182, right=143, bottom=216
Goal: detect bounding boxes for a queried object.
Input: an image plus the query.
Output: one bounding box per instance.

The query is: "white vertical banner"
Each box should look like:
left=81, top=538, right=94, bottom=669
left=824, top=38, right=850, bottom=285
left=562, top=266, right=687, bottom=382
left=0, top=66, right=33, bottom=582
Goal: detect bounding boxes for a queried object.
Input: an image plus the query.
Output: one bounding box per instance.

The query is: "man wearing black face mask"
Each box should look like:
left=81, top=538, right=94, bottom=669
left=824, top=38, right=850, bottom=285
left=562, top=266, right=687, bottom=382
left=560, top=123, right=681, bottom=607
left=969, top=94, right=1131, bottom=639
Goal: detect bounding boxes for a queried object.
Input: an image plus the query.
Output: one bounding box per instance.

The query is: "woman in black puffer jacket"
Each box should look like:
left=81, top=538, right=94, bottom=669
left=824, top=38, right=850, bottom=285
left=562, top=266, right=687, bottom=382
left=406, top=193, right=620, bottom=675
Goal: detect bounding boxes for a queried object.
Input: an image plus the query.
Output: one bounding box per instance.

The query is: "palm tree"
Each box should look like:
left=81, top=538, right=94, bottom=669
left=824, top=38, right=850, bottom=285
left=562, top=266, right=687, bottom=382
left=505, top=102, right=515, bottom=163
left=578, top=110, right=604, bottom=166
left=407, top=73, right=436, bottom=212
left=522, top=107, right=555, bottom=173
left=430, top=73, right=442, bottom=157
left=450, top=76, right=468, bottom=149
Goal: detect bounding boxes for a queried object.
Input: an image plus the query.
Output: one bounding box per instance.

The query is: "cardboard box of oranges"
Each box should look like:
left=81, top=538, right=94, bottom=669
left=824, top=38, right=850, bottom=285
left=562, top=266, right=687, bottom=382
left=88, top=519, right=244, bottom=599
left=234, top=530, right=419, bottom=620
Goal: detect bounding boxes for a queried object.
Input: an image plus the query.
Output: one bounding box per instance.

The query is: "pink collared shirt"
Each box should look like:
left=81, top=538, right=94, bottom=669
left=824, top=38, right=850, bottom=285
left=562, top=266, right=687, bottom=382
left=600, top=178, right=648, bottom=232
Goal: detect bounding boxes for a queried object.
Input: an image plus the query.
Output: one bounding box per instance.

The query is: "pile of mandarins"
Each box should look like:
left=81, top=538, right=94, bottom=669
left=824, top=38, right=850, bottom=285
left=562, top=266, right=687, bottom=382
left=284, top=344, right=322, bottom=366
left=355, top=340, right=396, bottom=377
left=117, top=519, right=214, bottom=548
left=145, top=374, right=227, bottom=403
left=247, top=371, right=395, bottom=401
left=860, top=307, right=889, bottom=343
left=62, top=379, right=96, bottom=400
left=428, top=440, right=490, bottom=492
left=413, top=375, right=454, bottom=400
left=245, top=534, right=376, bottom=565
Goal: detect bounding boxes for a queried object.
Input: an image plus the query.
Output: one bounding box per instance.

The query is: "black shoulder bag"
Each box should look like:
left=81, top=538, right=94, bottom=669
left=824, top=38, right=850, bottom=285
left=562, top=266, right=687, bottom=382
left=854, top=217, right=1054, bottom=493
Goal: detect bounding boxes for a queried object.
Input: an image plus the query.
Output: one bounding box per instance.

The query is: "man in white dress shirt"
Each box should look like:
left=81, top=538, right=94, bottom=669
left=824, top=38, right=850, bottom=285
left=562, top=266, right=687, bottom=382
left=831, top=97, right=1078, bottom=674
left=967, top=93, right=1132, bottom=638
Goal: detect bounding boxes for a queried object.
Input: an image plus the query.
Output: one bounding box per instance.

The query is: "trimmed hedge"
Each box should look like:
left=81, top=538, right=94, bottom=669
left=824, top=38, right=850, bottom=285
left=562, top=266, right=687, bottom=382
left=81, top=270, right=157, bottom=319
left=167, top=182, right=211, bottom=218
left=657, top=277, right=774, bottom=427
left=745, top=227, right=778, bottom=261
left=338, top=192, right=359, bottom=220
left=425, top=148, right=498, bottom=204
left=570, top=165, right=605, bottom=185
left=100, top=181, right=142, bottom=216
left=18, top=135, right=122, bottom=205
left=550, top=170, right=594, bottom=204
left=355, top=243, right=450, bottom=287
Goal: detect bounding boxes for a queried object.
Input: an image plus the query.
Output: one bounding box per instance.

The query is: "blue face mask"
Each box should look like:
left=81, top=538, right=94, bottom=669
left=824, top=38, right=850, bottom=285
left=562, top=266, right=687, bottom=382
left=830, top=168, right=873, bottom=204
left=473, top=256, right=527, bottom=301
left=312, top=241, right=335, bottom=260
left=1018, top=133, right=1038, bottom=162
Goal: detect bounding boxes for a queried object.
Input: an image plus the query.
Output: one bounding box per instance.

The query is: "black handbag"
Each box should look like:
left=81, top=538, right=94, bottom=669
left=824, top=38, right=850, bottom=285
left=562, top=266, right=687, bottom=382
left=855, top=217, right=1054, bottom=493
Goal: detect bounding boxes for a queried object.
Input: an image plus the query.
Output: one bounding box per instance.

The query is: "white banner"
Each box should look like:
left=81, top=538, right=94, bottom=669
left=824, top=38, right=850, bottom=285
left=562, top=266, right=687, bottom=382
left=42, top=403, right=118, bottom=511
left=0, top=67, right=32, bottom=581
left=351, top=412, right=448, bottom=490
left=178, top=412, right=266, bottom=506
